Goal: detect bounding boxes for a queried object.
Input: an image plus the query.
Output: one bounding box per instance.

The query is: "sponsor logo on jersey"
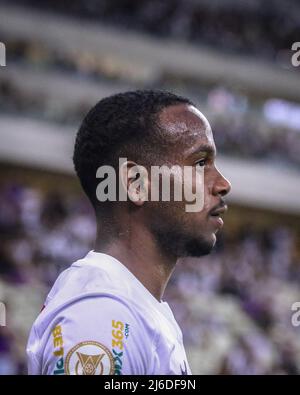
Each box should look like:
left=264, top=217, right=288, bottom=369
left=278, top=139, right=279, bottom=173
left=112, top=320, right=129, bottom=375
left=52, top=325, right=65, bottom=375
left=124, top=323, right=130, bottom=339
left=65, top=341, right=114, bottom=375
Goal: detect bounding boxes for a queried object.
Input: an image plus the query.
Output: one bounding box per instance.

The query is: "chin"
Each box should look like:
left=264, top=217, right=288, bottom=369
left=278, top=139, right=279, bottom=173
left=184, top=234, right=215, bottom=257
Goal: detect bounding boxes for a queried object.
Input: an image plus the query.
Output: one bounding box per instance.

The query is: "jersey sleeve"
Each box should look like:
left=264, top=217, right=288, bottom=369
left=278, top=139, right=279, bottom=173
left=41, top=296, right=156, bottom=375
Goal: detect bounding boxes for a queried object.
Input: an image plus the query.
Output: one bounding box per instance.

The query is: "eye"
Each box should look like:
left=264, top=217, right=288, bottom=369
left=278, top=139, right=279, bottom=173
left=195, top=158, right=207, bottom=168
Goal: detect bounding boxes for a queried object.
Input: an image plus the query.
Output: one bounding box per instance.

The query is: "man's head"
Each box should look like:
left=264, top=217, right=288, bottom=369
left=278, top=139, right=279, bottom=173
left=73, top=90, right=231, bottom=259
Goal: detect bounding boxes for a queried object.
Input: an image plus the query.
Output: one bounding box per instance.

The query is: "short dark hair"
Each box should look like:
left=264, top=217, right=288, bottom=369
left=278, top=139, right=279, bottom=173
left=73, top=89, right=193, bottom=208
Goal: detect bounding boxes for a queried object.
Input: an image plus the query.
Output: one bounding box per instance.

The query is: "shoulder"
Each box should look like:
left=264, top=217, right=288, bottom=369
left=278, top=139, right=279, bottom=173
left=29, top=295, right=158, bottom=375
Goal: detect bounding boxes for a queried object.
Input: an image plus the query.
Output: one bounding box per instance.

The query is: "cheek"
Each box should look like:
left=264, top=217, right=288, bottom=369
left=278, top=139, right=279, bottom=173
left=188, top=175, right=211, bottom=215
left=202, top=190, right=213, bottom=212
left=202, top=172, right=215, bottom=211
left=146, top=199, right=185, bottom=223
left=176, top=167, right=206, bottom=212
left=193, top=209, right=208, bottom=226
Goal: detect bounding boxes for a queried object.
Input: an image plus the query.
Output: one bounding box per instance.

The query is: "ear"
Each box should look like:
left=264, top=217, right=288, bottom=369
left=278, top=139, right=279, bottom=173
left=119, top=159, right=149, bottom=206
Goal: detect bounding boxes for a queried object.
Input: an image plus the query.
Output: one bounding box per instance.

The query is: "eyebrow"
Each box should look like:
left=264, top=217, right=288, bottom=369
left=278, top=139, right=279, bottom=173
left=189, top=144, right=217, bottom=157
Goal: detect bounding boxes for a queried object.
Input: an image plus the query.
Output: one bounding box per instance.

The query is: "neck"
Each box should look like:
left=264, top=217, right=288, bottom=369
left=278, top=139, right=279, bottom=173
left=94, top=223, right=177, bottom=302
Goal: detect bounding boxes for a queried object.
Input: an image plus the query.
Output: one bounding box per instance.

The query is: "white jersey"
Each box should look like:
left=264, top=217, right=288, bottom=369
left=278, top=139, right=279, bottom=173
left=27, top=251, right=191, bottom=375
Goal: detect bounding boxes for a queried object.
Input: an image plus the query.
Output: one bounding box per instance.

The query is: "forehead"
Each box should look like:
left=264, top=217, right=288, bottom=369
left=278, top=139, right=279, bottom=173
left=158, top=104, right=214, bottom=154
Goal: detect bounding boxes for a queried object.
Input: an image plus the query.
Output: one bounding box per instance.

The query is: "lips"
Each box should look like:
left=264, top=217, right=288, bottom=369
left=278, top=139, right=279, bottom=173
left=209, top=203, right=228, bottom=229
left=209, top=204, right=228, bottom=217
left=210, top=215, right=224, bottom=229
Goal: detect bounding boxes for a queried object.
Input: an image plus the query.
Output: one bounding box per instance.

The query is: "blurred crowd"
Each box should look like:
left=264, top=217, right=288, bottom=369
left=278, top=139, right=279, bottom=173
left=1, top=35, right=300, bottom=168
left=167, top=226, right=300, bottom=374
left=1, top=0, right=300, bottom=375
left=0, top=182, right=299, bottom=374
left=5, top=0, right=300, bottom=64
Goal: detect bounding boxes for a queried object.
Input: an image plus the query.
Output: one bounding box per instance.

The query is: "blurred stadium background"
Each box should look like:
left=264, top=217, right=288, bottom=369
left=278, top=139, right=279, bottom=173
left=0, top=0, right=300, bottom=375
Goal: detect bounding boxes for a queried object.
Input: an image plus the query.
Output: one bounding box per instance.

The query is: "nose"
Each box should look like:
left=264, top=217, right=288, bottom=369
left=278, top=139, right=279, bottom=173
left=213, top=167, right=231, bottom=197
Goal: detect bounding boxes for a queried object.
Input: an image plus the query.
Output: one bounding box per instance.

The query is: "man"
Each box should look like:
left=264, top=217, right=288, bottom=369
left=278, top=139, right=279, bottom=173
left=27, top=90, right=231, bottom=375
